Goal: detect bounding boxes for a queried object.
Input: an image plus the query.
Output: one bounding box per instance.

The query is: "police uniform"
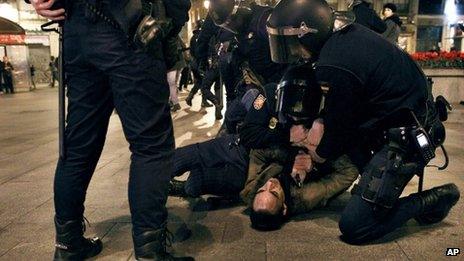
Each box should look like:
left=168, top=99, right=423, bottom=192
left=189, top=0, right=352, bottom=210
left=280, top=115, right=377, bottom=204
left=200, top=4, right=287, bottom=134
left=314, top=24, right=446, bottom=244
left=266, top=0, right=459, bottom=245
left=46, top=0, right=192, bottom=259
left=173, top=134, right=249, bottom=197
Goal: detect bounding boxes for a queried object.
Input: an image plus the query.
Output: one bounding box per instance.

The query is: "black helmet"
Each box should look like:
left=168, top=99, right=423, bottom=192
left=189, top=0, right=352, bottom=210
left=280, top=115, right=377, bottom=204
left=276, top=63, right=322, bottom=125
left=266, top=0, right=334, bottom=63
left=208, top=0, right=254, bottom=34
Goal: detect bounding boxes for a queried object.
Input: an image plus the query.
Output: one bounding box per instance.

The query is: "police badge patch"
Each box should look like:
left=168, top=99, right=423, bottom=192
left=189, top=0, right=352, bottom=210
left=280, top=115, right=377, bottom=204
left=268, top=117, right=278, bottom=129
left=253, top=94, right=266, bottom=110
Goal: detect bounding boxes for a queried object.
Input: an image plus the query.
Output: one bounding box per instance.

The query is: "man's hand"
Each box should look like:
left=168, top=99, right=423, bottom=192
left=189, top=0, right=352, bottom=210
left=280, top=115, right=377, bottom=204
left=31, top=0, right=65, bottom=21
left=290, top=124, right=308, bottom=145
left=305, top=118, right=324, bottom=152
left=290, top=152, right=313, bottom=187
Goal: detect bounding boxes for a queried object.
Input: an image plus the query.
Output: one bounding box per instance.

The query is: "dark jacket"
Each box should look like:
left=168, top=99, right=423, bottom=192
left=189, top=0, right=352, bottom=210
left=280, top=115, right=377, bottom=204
left=314, top=24, right=430, bottom=160
left=382, top=15, right=402, bottom=44
left=352, top=1, right=386, bottom=33
left=240, top=84, right=289, bottom=150
left=189, top=30, right=200, bottom=60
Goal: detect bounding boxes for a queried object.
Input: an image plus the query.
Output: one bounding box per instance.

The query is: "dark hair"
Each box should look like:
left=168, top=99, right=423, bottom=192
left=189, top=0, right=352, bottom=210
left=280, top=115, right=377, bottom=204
left=250, top=208, right=285, bottom=231
left=383, top=3, right=397, bottom=13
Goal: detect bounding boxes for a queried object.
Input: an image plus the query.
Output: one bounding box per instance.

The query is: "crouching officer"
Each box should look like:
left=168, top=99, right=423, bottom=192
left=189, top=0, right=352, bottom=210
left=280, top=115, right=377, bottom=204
left=266, top=0, right=460, bottom=244
left=28, top=0, right=193, bottom=260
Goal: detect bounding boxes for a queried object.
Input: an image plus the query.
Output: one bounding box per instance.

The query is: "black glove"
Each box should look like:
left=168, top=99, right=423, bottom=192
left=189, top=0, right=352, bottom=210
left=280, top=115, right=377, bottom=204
left=133, top=0, right=172, bottom=50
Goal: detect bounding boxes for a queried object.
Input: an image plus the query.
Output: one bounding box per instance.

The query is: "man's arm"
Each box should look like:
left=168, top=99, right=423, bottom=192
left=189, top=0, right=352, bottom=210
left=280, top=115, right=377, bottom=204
left=314, top=67, right=362, bottom=161
left=290, top=154, right=359, bottom=214
left=240, top=94, right=289, bottom=149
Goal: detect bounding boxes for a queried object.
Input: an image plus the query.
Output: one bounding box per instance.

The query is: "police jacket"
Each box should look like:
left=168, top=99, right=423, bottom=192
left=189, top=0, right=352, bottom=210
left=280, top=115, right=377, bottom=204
left=240, top=84, right=289, bottom=149
left=352, top=1, right=386, bottom=34
left=315, top=24, right=429, bottom=160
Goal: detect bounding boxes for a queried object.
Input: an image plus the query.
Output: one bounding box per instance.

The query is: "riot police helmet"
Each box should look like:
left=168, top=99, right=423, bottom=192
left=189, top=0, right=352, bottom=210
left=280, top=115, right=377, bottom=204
left=276, top=63, right=322, bottom=125
left=208, top=0, right=254, bottom=34
left=266, top=0, right=334, bottom=63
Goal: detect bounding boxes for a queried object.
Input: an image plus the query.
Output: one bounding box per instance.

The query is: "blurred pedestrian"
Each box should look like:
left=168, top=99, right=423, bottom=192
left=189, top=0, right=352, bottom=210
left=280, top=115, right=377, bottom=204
left=30, top=64, right=37, bottom=90
left=49, top=56, right=58, bottom=87
left=1, top=56, right=14, bottom=94
left=168, top=37, right=187, bottom=112
left=382, top=3, right=402, bottom=45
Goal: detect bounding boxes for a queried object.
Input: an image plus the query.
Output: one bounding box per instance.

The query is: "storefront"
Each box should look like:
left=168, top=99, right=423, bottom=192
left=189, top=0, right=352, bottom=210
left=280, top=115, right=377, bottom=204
left=0, top=16, right=32, bottom=92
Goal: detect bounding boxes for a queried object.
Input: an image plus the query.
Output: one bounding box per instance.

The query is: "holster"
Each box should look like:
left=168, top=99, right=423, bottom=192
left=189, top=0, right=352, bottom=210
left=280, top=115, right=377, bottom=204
left=133, top=0, right=173, bottom=51
left=352, top=127, right=422, bottom=209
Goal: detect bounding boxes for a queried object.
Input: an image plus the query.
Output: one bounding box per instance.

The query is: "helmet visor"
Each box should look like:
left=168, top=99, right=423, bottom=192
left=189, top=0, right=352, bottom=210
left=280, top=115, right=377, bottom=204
left=267, top=23, right=314, bottom=64
left=276, top=80, right=309, bottom=124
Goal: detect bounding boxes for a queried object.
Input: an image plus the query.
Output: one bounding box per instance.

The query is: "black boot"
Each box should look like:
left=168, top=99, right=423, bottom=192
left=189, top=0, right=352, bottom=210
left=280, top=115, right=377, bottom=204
left=168, top=179, right=188, bottom=197
left=215, top=104, right=223, bottom=120
left=133, top=225, right=194, bottom=261
left=414, top=183, right=460, bottom=225
left=54, top=217, right=103, bottom=261
left=211, top=99, right=223, bottom=120
left=201, top=98, right=213, bottom=108
left=185, top=93, right=194, bottom=107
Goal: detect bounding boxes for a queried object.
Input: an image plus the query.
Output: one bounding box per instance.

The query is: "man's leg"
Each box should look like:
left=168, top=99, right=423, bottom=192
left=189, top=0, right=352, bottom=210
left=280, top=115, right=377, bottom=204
left=200, top=67, right=221, bottom=106
left=338, top=146, right=459, bottom=244
left=53, top=11, right=112, bottom=259
left=108, top=56, right=173, bottom=233
left=174, top=134, right=248, bottom=176
left=186, top=65, right=202, bottom=106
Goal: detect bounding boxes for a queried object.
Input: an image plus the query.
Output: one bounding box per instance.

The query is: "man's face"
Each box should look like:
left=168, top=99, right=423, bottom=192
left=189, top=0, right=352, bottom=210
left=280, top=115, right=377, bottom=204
left=383, top=8, right=393, bottom=18
left=3, top=56, right=7, bottom=62
left=253, top=178, right=287, bottom=215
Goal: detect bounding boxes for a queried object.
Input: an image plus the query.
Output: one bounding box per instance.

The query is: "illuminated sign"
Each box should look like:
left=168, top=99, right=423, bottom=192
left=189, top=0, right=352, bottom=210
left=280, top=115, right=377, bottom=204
left=0, top=34, right=25, bottom=44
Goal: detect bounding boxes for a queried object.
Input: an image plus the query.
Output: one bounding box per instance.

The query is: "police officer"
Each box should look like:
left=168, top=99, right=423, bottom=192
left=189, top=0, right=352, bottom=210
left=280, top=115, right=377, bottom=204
left=266, top=0, right=460, bottom=244
left=186, top=20, right=213, bottom=108
left=200, top=0, right=288, bottom=134
left=29, top=0, right=193, bottom=260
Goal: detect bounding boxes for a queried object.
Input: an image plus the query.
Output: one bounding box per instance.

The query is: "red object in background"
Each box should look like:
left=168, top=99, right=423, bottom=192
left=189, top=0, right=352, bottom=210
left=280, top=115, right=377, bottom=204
left=411, top=51, right=464, bottom=68
left=0, top=34, right=26, bottom=45
left=411, top=51, right=464, bottom=61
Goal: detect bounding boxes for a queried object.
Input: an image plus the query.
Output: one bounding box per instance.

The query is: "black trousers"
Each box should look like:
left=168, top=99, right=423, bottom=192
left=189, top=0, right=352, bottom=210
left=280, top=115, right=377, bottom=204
left=3, top=75, right=14, bottom=93
left=338, top=145, right=423, bottom=244
left=200, top=66, right=221, bottom=105
left=173, top=134, right=248, bottom=197
left=54, top=4, right=174, bottom=236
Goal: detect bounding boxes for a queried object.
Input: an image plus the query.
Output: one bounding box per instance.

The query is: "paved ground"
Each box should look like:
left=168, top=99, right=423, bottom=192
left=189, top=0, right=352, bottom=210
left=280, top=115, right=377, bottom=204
left=0, top=88, right=463, bottom=261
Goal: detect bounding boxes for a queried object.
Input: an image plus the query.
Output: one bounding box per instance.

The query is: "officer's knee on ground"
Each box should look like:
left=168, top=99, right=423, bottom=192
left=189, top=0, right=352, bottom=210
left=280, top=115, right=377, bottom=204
left=338, top=209, right=370, bottom=244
